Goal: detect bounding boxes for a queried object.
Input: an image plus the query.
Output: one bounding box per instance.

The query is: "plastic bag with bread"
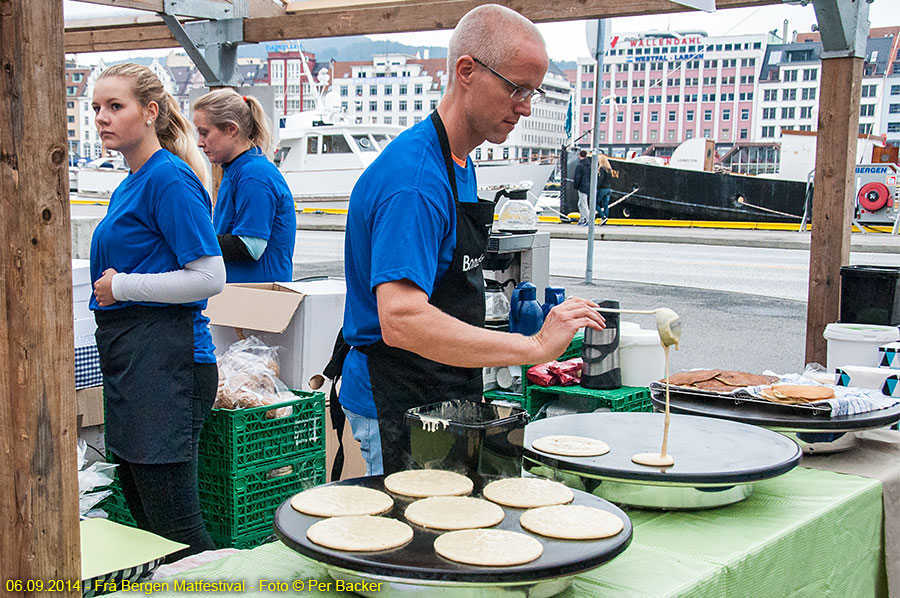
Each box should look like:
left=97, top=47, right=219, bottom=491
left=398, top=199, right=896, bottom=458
left=215, top=336, right=294, bottom=418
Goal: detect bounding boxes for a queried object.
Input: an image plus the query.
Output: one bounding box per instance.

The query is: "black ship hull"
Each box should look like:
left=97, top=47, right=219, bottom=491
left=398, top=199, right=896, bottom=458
left=607, top=158, right=808, bottom=223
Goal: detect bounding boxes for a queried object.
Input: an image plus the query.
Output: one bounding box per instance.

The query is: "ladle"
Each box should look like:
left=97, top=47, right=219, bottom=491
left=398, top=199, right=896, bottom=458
left=594, top=306, right=682, bottom=348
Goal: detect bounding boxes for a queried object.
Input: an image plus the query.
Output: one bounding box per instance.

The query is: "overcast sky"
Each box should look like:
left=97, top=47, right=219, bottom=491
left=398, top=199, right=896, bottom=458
left=65, top=0, right=896, bottom=64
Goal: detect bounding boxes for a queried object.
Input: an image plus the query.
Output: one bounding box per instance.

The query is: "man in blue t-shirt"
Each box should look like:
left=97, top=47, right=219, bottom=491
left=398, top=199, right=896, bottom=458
left=340, top=4, right=606, bottom=476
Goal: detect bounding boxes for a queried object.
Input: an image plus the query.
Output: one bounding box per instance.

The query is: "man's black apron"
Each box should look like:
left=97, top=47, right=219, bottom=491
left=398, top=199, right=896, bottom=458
left=95, top=305, right=195, bottom=463
left=358, top=110, right=495, bottom=475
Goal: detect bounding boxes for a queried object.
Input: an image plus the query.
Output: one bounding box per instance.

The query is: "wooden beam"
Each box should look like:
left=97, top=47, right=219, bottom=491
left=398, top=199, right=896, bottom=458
left=65, top=14, right=166, bottom=31
left=805, top=56, right=864, bottom=365
left=67, top=0, right=780, bottom=52
left=69, top=0, right=164, bottom=11
left=0, top=0, right=81, bottom=595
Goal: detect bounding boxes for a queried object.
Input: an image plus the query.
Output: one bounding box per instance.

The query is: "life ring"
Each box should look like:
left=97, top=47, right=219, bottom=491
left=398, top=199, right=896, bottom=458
left=858, top=182, right=889, bottom=211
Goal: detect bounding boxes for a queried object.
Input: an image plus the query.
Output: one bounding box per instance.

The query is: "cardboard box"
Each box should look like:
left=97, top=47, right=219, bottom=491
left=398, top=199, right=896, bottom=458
left=203, top=280, right=346, bottom=391
left=77, top=385, right=104, bottom=428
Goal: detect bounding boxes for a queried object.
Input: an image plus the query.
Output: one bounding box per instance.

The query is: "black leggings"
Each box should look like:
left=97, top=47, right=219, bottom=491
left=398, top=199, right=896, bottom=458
left=113, top=362, right=217, bottom=562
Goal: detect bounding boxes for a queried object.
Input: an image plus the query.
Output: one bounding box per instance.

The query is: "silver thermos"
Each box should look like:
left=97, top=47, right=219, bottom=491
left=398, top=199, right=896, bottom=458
left=581, top=299, right=621, bottom=389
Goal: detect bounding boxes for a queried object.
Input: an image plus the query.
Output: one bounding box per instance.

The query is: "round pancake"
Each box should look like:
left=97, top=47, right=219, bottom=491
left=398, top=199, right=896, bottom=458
left=290, top=485, right=393, bottom=517
left=383, top=469, right=473, bottom=497
left=519, top=505, right=624, bottom=540
left=433, top=529, right=543, bottom=566
left=764, top=384, right=834, bottom=400
left=306, top=516, right=413, bottom=552
left=482, top=477, right=574, bottom=509
left=404, top=496, right=504, bottom=530
left=532, top=435, right=610, bottom=457
left=632, top=452, right=675, bottom=467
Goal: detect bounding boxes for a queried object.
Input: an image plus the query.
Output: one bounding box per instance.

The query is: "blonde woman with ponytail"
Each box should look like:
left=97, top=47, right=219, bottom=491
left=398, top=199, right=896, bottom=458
left=89, top=63, right=224, bottom=559
left=193, top=89, right=296, bottom=283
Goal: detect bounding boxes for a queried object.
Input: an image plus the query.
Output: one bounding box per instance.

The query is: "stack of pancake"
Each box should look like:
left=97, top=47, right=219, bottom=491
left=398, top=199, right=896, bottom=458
left=663, top=369, right=778, bottom=392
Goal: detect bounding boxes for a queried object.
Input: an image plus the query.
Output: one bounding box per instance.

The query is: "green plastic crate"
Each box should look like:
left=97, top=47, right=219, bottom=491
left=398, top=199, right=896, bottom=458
left=97, top=477, right=136, bottom=528
left=524, top=385, right=651, bottom=418
left=199, top=451, right=325, bottom=543
left=199, top=390, right=325, bottom=472
left=209, top=526, right=276, bottom=551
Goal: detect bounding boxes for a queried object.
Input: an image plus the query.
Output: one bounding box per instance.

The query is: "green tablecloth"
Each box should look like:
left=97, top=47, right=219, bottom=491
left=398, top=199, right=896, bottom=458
left=106, top=467, right=886, bottom=598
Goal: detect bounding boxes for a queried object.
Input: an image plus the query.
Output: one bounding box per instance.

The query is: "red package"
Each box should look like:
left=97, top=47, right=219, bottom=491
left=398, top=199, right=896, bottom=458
left=526, top=362, right=557, bottom=387
left=549, top=358, right=583, bottom=386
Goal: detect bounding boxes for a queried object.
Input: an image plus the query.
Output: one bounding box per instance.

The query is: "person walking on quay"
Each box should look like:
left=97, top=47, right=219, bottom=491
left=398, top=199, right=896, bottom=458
left=596, top=152, right=613, bottom=224
left=337, top=4, right=606, bottom=476
left=90, top=63, right=225, bottom=560
left=193, top=89, right=296, bottom=283
left=573, top=149, right=592, bottom=225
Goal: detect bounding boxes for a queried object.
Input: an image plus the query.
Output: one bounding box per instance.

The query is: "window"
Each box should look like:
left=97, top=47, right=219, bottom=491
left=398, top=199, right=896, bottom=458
left=891, top=85, right=900, bottom=95
left=384, top=84, right=392, bottom=95
left=370, top=85, right=377, bottom=95
left=340, top=86, right=348, bottom=97
left=782, top=88, right=796, bottom=101
left=703, top=110, right=712, bottom=121
left=384, top=116, right=392, bottom=124
left=632, top=130, right=640, bottom=141
left=67, top=101, right=74, bottom=109
left=583, top=113, right=590, bottom=123
left=615, top=130, right=623, bottom=141
left=859, top=123, right=873, bottom=134
left=667, top=129, right=676, bottom=141
left=66, top=86, right=76, bottom=95
left=368, top=101, right=377, bottom=111
left=764, top=89, right=777, bottom=102
left=384, top=100, right=392, bottom=111
left=686, top=110, right=694, bottom=122
left=802, top=88, right=817, bottom=101
left=762, top=108, right=776, bottom=119
left=722, top=109, right=731, bottom=121
left=739, top=128, right=748, bottom=139
left=67, top=115, right=74, bottom=123
left=668, top=111, right=676, bottom=122
left=322, top=134, right=352, bottom=154
left=355, top=85, right=363, bottom=97
left=861, top=85, right=877, bottom=98
left=860, top=104, right=875, bottom=117
left=890, top=104, right=900, bottom=114
left=582, top=64, right=595, bottom=74
left=399, top=100, right=407, bottom=111
left=803, top=68, right=818, bottom=81
left=761, top=126, right=776, bottom=137
left=781, top=107, right=795, bottom=119
left=800, top=106, right=813, bottom=119
left=398, top=116, right=407, bottom=126
left=399, top=84, right=407, bottom=95
left=685, top=129, right=694, bottom=139
left=73, top=73, right=83, bottom=82
left=414, top=84, right=423, bottom=94
left=414, top=100, right=422, bottom=111
left=702, top=128, right=711, bottom=137
left=651, top=111, right=659, bottom=122
left=430, top=99, right=438, bottom=110
left=616, top=112, right=624, bottom=123
left=888, top=122, right=900, bottom=133
left=633, top=112, right=641, bottom=123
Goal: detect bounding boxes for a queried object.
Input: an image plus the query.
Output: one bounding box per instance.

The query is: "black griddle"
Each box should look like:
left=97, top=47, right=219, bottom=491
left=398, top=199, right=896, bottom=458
left=524, top=412, right=801, bottom=486
left=649, top=389, right=900, bottom=432
left=273, top=474, right=632, bottom=584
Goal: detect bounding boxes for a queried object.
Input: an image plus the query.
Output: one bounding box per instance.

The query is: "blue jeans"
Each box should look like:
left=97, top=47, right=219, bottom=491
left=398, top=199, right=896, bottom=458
left=597, top=188, right=611, bottom=219
left=342, top=407, right=384, bottom=476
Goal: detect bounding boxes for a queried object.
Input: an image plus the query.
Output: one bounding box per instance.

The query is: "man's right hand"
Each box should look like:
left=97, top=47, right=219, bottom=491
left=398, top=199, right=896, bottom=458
left=529, top=297, right=606, bottom=364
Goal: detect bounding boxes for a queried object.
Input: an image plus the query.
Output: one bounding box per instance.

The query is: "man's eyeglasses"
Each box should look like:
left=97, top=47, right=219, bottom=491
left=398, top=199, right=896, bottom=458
left=472, top=57, right=546, bottom=104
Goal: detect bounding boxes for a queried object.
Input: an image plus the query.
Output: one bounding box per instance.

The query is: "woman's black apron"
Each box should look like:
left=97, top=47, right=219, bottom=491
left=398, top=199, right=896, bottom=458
left=95, top=305, right=195, bottom=464
left=358, top=111, right=495, bottom=475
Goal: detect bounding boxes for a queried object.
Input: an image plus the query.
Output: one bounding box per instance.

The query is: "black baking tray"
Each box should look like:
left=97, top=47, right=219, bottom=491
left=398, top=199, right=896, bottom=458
left=273, top=474, right=632, bottom=584
left=649, top=388, right=900, bottom=432
left=649, top=381, right=832, bottom=416
left=524, top=412, right=801, bottom=486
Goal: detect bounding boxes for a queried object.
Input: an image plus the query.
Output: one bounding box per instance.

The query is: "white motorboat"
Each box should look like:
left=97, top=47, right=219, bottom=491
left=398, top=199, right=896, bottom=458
left=75, top=155, right=128, bottom=199
left=277, top=108, right=554, bottom=209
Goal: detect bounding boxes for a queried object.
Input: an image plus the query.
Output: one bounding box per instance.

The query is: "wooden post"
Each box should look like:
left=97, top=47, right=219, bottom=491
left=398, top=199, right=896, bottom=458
left=0, top=0, right=82, bottom=595
left=805, top=57, right=863, bottom=365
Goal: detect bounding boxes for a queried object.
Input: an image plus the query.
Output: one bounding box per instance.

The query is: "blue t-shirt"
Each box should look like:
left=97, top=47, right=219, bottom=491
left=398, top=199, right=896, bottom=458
left=340, top=117, right=478, bottom=418
left=90, top=149, right=222, bottom=363
left=214, top=147, right=296, bottom=283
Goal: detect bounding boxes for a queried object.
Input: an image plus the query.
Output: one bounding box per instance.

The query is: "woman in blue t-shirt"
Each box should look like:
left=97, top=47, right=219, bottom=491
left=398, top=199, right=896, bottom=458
left=192, top=89, right=296, bottom=283
left=90, top=63, right=225, bottom=559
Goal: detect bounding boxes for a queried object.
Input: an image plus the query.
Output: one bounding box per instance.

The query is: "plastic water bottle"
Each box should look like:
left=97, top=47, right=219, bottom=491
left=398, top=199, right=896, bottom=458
left=509, top=282, right=544, bottom=336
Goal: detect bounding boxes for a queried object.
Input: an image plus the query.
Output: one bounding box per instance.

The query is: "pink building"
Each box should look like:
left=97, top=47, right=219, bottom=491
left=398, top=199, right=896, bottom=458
left=574, top=31, right=779, bottom=157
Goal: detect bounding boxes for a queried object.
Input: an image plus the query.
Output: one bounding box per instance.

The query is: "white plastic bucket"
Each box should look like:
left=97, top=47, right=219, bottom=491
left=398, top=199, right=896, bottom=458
left=823, top=323, right=900, bottom=372
left=620, top=328, right=665, bottom=387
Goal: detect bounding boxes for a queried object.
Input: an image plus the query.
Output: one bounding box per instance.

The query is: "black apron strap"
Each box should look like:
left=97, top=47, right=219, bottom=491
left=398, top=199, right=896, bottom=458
left=323, top=328, right=351, bottom=481
left=430, top=110, right=458, bottom=202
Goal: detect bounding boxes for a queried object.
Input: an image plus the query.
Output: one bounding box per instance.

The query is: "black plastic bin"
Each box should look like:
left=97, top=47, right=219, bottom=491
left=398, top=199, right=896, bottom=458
left=405, top=400, right=528, bottom=477
left=840, top=265, right=900, bottom=326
